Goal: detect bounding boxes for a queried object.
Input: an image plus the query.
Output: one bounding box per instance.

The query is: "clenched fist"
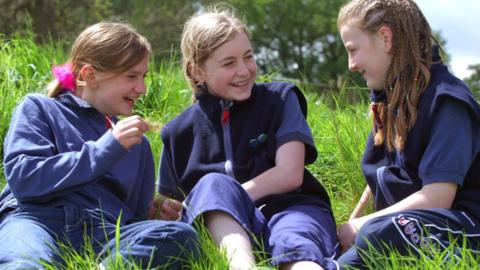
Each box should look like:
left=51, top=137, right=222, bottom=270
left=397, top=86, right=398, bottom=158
left=111, top=115, right=150, bottom=150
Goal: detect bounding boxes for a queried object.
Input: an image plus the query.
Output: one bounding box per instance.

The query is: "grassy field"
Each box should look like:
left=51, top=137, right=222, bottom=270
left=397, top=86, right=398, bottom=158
left=1, top=34, right=479, bottom=269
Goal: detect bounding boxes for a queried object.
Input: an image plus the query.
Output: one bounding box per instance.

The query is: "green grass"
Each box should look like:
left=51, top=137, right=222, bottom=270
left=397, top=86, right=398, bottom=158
left=0, top=32, right=66, bottom=157
left=1, top=34, right=479, bottom=269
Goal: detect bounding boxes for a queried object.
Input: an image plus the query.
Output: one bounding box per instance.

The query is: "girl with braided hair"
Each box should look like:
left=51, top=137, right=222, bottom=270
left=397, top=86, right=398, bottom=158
left=336, top=0, right=480, bottom=268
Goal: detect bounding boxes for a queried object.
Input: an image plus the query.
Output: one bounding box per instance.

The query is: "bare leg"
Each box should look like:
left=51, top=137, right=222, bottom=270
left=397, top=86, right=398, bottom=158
left=281, top=261, right=324, bottom=270
left=205, top=211, right=256, bottom=270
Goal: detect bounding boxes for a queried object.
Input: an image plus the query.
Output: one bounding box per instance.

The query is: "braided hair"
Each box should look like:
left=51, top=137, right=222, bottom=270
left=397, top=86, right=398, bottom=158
left=338, top=0, right=435, bottom=151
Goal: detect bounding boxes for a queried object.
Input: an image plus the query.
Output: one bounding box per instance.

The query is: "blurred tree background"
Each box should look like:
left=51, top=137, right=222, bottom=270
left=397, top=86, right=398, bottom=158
left=466, top=64, right=480, bottom=98
left=0, top=0, right=477, bottom=98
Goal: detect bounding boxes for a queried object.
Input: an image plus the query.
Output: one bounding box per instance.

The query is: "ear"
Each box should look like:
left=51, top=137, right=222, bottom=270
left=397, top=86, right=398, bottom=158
left=187, top=62, right=205, bottom=83
left=79, top=65, right=98, bottom=89
left=378, top=25, right=393, bottom=53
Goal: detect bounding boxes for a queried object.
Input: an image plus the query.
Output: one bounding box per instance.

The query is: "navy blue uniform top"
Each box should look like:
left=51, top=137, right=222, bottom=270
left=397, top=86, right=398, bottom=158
left=0, top=92, right=155, bottom=224
left=362, top=61, right=480, bottom=222
left=159, top=82, right=331, bottom=218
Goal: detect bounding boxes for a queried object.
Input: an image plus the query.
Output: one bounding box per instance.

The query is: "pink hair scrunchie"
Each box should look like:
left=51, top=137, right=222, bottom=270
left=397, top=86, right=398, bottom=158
left=52, top=63, right=76, bottom=91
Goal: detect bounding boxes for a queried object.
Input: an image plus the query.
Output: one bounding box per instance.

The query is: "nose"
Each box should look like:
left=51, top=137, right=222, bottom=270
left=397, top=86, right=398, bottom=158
left=237, top=60, right=250, bottom=77
left=135, top=79, right=146, bottom=95
left=348, top=56, right=358, bottom=72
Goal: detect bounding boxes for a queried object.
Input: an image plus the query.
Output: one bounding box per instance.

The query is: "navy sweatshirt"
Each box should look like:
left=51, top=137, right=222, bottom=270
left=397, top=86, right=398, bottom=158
left=362, top=61, right=480, bottom=222
left=159, top=82, right=332, bottom=218
left=0, top=92, right=155, bottom=224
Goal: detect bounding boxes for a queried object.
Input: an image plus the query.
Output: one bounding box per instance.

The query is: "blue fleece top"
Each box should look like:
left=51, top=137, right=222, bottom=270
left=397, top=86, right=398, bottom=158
left=0, top=92, right=155, bottom=224
left=159, top=82, right=332, bottom=219
left=362, top=62, right=480, bottom=222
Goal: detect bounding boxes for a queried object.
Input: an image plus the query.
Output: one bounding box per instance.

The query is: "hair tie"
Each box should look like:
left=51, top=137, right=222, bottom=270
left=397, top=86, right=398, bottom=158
left=371, top=103, right=383, bottom=131
left=52, top=63, right=76, bottom=91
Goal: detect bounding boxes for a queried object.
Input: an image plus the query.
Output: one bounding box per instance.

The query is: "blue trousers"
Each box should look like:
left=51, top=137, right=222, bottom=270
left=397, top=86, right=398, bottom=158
left=338, top=209, right=480, bottom=269
left=183, top=173, right=340, bottom=269
left=0, top=205, right=198, bottom=269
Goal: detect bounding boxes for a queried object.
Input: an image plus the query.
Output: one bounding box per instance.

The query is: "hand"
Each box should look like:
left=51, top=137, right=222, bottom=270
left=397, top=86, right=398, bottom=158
left=148, top=194, right=183, bottom=221
left=111, top=115, right=149, bottom=150
left=337, top=219, right=361, bottom=251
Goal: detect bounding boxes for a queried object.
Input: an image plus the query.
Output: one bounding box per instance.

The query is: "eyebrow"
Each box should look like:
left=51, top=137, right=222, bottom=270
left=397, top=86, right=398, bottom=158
left=219, top=56, right=235, bottom=63
left=127, top=70, right=148, bottom=75
left=218, top=49, right=253, bottom=63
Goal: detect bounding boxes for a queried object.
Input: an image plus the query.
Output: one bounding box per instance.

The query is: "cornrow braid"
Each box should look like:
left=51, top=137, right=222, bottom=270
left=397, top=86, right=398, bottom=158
left=339, top=0, right=434, bottom=152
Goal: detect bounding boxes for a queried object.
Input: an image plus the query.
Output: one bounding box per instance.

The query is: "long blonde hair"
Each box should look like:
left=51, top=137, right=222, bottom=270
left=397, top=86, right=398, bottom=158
left=180, top=6, right=250, bottom=97
left=338, top=0, right=434, bottom=151
left=46, top=22, right=151, bottom=97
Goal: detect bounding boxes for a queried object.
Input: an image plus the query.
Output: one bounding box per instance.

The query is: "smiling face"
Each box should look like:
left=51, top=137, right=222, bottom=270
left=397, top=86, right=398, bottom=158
left=193, top=32, right=257, bottom=101
left=82, top=56, right=149, bottom=116
left=340, top=21, right=393, bottom=90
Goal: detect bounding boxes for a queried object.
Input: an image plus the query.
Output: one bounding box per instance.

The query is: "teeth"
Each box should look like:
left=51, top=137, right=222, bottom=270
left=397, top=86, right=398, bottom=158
left=232, top=80, right=249, bottom=87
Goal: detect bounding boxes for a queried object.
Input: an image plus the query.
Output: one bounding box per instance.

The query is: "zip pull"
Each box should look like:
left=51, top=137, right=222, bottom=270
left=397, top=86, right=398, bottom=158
left=220, top=100, right=233, bottom=126
left=105, top=115, right=115, bottom=129
left=219, top=99, right=235, bottom=178
left=222, top=108, right=229, bottom=125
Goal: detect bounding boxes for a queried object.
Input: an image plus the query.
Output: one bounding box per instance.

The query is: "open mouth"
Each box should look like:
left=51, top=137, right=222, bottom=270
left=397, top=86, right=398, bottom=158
left=124, top=97, right=136, bottom=106
left=231, top=79, right=250, bottom=87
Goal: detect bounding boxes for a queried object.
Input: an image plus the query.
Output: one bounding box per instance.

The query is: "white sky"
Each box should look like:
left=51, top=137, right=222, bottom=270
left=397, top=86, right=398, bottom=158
left=415, top=0, right=480, bottom=79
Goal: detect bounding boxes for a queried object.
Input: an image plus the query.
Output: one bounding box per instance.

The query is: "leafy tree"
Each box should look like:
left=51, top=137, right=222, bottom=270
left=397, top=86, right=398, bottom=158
left=465, top=64, right=480, bottom=99
left=0, top=0, right=58, bottom=40
left=127, top=0, right=216, bottom=60
left=0, top=0, right=114, bottom=42
left=0, top=0, right=214, bottom=61
left=228, top=0, right=353, bottom=90
left=432, top=30, right=451, bottom=65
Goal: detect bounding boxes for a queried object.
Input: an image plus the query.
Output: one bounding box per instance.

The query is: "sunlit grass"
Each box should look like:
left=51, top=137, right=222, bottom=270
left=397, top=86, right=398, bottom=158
left=351, top=235, right=480, bottom=270
left=1, top=34, right=478, bottom=269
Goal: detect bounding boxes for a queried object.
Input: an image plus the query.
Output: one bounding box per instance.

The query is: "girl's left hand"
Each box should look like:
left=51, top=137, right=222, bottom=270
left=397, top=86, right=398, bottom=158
left=148, top=195, right=183, bottom=221
left=337, top=219, right=361, bottom=251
